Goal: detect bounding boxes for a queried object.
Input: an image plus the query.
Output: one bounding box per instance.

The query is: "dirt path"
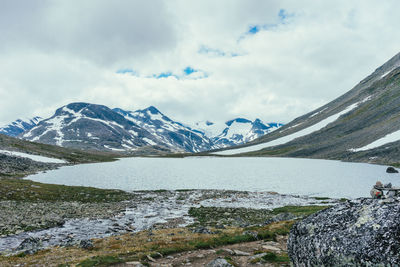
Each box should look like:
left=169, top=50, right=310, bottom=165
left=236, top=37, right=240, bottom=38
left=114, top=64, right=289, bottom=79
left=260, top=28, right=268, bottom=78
left=116, top=235, right=288, bottom=267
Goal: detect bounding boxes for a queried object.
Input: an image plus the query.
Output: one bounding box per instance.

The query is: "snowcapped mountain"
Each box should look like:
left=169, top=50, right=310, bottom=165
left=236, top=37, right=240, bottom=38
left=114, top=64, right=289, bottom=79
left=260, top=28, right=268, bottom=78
left=0, top=117, right=42, bottom=137
left=22, top=103, right=162, bottom=152
left=194, top=118, right=283, bottom=148
left=113, top=106, right=213, bottom=152
left=215, top=51, right=400, bottom=166
left=11, top=103, right=282, bottom=153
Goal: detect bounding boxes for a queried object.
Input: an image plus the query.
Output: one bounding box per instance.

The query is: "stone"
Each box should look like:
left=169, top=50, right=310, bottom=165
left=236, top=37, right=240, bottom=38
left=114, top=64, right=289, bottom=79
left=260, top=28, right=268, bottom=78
left=264, top=212, right=296, bottom=225
left=78, top=239, right=93, bottom=249
left=261, top=245, right=281, bottom=252
left=16, top=236, right=41, bottom=254
left=386, top=166, right=399, bottom=173
left=233, top=249, right=250, bottom=256
left=146, top=255, right=156, bottom=262
left=288, top=198, right=400, bottom=266
left=192, top=226, right=214, bottom=234
left=125, top=261, right=146, bottom=267
left=205, top=258, right=234, bottom=267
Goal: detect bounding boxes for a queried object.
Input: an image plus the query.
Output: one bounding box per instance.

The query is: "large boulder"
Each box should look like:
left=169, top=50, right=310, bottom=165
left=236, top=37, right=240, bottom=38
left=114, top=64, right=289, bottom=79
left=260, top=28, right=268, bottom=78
left=386, top=166, right=399, bottom=173
left=288, top=198, right=400, bottom=266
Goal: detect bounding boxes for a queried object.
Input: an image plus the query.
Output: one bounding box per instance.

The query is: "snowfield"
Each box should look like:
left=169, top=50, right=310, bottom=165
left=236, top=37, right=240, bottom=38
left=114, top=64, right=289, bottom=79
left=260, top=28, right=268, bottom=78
left=0, top=149, right=66, bottom=163
left=214, top=102, right=360, bottom=155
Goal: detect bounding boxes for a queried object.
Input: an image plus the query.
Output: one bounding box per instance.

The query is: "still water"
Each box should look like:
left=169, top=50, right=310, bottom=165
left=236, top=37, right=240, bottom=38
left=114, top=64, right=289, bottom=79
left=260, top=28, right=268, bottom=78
left=27, top=157, right=397, bottom=198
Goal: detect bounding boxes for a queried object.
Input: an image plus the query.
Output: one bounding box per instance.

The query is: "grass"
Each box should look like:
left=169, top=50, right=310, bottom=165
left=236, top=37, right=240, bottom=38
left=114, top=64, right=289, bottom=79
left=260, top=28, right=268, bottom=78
left=0, top=178, right=133, bottom=202
left=270, top=205, right=328, bottom=216
left=0, top=221, right=297, bottom=266
left=77, top=255, right=123, bottom=267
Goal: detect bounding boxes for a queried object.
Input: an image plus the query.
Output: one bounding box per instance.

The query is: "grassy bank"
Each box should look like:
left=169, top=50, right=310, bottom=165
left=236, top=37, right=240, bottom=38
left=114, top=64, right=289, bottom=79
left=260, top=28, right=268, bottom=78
left=0, top=178, right=133, bottom=203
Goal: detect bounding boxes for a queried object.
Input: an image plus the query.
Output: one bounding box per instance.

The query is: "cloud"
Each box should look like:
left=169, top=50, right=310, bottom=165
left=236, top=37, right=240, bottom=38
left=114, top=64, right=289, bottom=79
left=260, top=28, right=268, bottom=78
left=1, top=0, right=400, bottom=127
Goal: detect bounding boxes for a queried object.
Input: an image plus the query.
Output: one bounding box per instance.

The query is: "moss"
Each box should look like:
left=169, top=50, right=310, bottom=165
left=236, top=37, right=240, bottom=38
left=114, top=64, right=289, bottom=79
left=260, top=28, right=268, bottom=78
left=271, top=205, right=328, bottom=216
left=0, top=178, right=133, bottom=202
left=77, top=255, right=123, bottom=267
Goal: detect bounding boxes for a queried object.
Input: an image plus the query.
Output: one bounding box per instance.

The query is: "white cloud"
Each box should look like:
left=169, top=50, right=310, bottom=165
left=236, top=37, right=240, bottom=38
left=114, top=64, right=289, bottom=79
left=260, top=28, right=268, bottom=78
left=1, top=0, right=400, bottom=127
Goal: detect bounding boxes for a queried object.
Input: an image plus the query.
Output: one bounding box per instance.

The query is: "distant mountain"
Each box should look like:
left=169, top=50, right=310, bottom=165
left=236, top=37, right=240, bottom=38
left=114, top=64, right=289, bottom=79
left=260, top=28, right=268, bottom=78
left=0, top=117, right=42, bottom=137
left=215, top=52, right=400, bottom=166
left=194, top=118, right=283, bottom=148
left=11, top=103, right=282, bottom=153
left=21, top=103, right=163, bottom=152
left=113, top=106, right=213, bottom=152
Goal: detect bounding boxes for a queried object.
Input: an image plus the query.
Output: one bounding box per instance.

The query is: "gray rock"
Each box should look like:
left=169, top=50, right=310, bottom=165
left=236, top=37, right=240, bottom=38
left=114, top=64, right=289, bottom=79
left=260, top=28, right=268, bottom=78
left=386, top=167, right=399, bottom=173
left=206, top=258, right=234, bottom=267
left=16, top=236, right=41, bottom=254
left=288, top=198, right=400, bottom=266
left=264, top=212, right=296, bottom=225
left=78, top=239, right=93, bottom=249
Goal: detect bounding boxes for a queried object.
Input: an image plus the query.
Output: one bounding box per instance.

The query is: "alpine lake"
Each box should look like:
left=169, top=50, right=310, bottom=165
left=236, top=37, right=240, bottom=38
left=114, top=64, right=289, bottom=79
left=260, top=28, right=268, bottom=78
left=27, top=156, right=397, bottom=199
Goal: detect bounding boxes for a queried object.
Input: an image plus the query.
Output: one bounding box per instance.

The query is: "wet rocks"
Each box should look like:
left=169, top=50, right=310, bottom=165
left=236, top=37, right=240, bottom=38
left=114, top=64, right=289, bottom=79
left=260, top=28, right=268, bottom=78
left=288, top=198, right=400, bottom=266
left=386, top=166, right=399, bottom=173
left=78, top=239, right=93, bottom=249
left=16, top=236, right=41, bottom=254
left=206, top=258, right=234, bottom=267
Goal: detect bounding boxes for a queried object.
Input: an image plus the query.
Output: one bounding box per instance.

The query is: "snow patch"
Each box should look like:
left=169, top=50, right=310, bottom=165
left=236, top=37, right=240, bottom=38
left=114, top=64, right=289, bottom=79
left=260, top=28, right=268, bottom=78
left=0, top=150, right=66, bottom=163
left=143, top=138, right=157, bottom=146
left=215, top=102, right=360, bottom=155
left=349, top=129, right=400, bottom=152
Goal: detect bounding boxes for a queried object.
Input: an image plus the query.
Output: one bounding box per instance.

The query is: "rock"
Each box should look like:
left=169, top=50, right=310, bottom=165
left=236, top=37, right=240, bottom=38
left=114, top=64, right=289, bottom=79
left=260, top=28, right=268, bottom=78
left=288, top=198, right=400, bottom=266
left=222, top=248, right=234, bottom=255
left=192, top=226, right=214, bottom=234
left=264, top=212, right=296, bottom=225
left=146, top=255, right=156, bottom=262
left=125, top=261, right=146, bottom=266
left=233, top=249, right=250, bottom=256
left=16, top=236, right=41, bottom=254
left=78, top=239, right=93, bottom=249
left=386, top=166, right=399, bottom=173
left=206, top=258, right=234, bottom=267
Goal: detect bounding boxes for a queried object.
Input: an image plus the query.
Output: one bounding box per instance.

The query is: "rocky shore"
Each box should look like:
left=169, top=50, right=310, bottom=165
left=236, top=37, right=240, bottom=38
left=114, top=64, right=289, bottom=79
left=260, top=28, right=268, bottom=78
left=0, top=188, right=337, bottom=258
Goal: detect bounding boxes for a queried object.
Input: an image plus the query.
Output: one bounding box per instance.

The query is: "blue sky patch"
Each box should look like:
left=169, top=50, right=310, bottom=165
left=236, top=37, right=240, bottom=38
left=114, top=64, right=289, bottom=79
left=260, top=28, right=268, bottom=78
left=155, top=72, right=176, bottom=79
left=241, top=9, right=294, bottom=40
left=116, top=68, right=136, bottom=74
left=183, top=66, right=197, bottom=75
left=248, top=25, right=260, bottom=34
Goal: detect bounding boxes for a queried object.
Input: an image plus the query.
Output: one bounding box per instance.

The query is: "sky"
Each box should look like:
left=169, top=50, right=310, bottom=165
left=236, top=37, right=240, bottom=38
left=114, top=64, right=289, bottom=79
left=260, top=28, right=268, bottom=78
left=1, top=0, right=400, bottom=127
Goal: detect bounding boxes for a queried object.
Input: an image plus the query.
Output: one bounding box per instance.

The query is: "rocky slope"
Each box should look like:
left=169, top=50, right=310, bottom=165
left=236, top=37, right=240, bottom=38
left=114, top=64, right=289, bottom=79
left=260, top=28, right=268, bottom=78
left=288, top=198, right=400, bottom=266
left=215, top=52, right=400, bottom=165
left=0, top=117, right=42, bottom=137
left=21, top=103, right=164, bottom=152
left=114, top=106, right=213, bottom=152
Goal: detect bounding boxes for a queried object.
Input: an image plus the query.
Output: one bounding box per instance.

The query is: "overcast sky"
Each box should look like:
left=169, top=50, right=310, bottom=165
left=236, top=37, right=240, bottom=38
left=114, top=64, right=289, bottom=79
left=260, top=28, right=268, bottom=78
left=1, top=0, right=400, bottom=126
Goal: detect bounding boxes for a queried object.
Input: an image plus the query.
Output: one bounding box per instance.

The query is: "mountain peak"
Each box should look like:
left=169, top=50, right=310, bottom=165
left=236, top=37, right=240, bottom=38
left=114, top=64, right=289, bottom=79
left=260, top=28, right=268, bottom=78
left=144, top=106, right=161, bottom=114
left=226, top=118, right=252, bottom=126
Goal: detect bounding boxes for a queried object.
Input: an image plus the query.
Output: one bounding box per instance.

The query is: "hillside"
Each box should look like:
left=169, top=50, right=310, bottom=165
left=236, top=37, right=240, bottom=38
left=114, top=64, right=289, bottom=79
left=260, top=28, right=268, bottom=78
left=214, top=52, right=400, bottom=166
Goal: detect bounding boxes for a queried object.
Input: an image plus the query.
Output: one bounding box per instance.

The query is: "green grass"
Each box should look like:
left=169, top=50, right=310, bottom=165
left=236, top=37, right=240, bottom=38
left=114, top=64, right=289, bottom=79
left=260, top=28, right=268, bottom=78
left=271, top=205, right=328, bottom=216
left=77, top=255, right=123, bottom=267
left=0, top=178, right=133, bottom=202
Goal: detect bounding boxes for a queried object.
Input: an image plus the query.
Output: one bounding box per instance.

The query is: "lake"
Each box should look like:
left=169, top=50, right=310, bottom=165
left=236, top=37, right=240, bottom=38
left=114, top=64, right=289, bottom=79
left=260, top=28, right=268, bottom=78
left=26, top=157, right=398, bottom=198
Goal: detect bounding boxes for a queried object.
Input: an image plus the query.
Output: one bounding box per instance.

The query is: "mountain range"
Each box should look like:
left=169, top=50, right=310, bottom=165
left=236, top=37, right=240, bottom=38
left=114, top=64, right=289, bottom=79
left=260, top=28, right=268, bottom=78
left=0, top=104, right=282, bottom=153
left=215, top=52, right=400, bottom=166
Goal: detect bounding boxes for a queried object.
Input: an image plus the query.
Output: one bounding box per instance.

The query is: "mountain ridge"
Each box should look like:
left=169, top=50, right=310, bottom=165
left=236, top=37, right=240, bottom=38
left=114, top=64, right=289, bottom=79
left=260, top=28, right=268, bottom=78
left=214, top=52, right=400, bottom=166
left=2, top=103, right=282, bottom=153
